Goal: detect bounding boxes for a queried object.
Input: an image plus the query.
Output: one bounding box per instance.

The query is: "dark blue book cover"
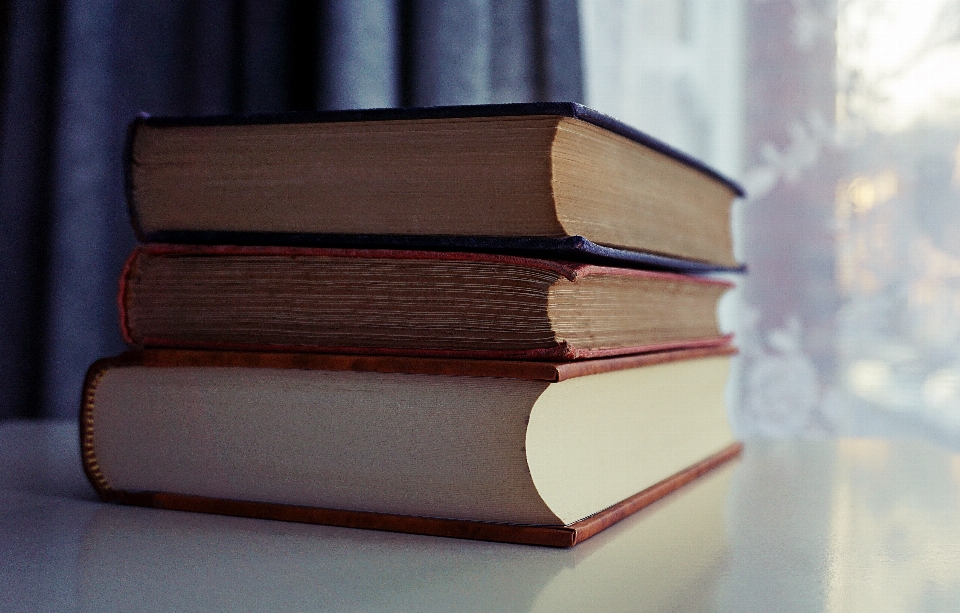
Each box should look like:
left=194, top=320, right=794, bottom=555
left=127, top=102, right=745, bottom=273
left=139, top=231, right=742, bottom=273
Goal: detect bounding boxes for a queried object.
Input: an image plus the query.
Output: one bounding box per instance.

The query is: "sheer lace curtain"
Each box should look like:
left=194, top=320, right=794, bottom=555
left=583, top=0, right=960, bottom=446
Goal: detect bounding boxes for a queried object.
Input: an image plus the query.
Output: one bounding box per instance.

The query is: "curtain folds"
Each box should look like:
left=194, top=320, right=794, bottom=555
left=0, top=0, right=584, bottom=419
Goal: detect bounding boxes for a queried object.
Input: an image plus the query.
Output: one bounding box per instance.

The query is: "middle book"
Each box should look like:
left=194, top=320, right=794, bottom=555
left=120, top=245, right=731, bottom=360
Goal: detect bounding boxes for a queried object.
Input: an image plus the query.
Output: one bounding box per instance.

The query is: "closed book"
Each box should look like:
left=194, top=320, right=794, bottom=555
left=119, top=244, right=732, bottom=359
left=127, top=102, right=744, bottom=272
left=80, top=346, right=740, bottom=547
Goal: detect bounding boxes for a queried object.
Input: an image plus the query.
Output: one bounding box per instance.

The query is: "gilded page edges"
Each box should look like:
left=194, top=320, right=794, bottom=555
left=79, top=354, right=143, bottom=501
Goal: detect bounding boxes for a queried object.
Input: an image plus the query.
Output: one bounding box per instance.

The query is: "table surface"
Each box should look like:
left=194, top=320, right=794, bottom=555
left=3, top=420, right=960, bottom=612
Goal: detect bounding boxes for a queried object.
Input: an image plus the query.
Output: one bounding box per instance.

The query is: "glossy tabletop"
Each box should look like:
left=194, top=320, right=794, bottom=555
left=3, top=420, right=960, bottom=612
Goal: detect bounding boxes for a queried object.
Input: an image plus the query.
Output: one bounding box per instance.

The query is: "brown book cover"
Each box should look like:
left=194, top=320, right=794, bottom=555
left=80, top=346, right=740, bottom=547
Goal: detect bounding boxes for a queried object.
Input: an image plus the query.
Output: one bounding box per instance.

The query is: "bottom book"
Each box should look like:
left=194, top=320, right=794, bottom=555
left=80, top=346, right=741, bottom=547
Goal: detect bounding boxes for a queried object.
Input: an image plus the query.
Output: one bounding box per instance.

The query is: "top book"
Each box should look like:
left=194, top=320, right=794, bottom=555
left=126, top=102, right=744, bottom=271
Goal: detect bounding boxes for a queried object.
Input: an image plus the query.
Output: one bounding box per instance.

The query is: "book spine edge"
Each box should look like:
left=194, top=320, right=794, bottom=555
left=124, top=113, right=149, bottom=241
left=79, top=359, right=119, bottom=502
left=569, top=441, right=744, bottom=544
left=117, top=247, right=140, bottom=346
left=112, top=491, right=579, bottom=547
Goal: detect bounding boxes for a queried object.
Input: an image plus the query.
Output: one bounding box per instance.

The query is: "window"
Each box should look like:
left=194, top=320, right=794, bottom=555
left=582, top=0, right=960, bottom=445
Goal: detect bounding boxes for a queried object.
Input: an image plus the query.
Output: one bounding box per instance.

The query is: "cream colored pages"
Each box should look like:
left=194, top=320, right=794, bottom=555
left=131, top=117, right=563, bottom=236
left=91, top=367, right=559, bottom=525
left=526, top=356, right=733, bottom=524
left=551, top=118, right=738, bottom=266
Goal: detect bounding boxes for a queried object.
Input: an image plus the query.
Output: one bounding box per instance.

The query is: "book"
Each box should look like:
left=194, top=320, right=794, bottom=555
left=126, top=102, right=744, bottom=272
left=119, top=244, right=733, bottom=359
left=80, top=346, right=741, bottom=547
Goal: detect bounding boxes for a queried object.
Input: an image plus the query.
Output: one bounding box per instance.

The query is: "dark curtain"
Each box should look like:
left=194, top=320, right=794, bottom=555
left=0, top=0, right=584, bottom=419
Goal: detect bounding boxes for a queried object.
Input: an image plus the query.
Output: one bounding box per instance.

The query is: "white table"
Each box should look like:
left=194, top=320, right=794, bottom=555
left=3, top=420, right=960, bottom=612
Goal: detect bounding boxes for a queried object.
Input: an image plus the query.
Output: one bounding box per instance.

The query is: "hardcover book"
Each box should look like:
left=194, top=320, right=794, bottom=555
left=126, top=102, right=744, bottom=272
left=80, top=346, right=741, bottom=547
left=119, top=244, right=733, bottom=359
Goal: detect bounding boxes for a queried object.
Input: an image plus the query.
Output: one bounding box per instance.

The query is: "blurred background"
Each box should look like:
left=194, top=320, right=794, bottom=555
left=4, top=0, right=960, bottom=449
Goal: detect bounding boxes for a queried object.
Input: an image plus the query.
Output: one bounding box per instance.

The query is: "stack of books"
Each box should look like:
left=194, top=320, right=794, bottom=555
left=81, top=103, right=744, bottom=547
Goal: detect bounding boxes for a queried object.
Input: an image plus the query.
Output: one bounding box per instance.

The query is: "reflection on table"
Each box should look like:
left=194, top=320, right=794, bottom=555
left=3, top=421, right=960, bottom=612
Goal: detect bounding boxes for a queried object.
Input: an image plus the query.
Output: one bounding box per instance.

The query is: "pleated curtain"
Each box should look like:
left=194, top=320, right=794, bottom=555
left=0, top=0, right=584, bottom=419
